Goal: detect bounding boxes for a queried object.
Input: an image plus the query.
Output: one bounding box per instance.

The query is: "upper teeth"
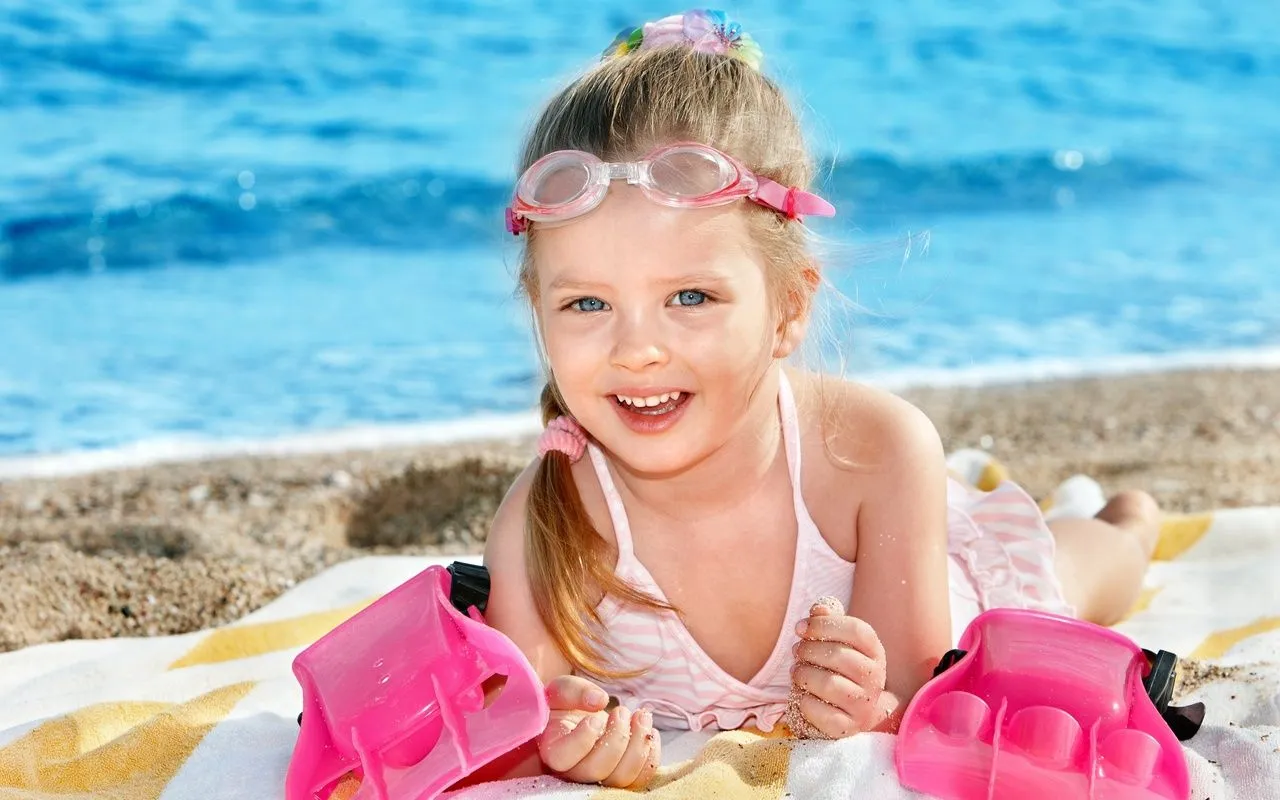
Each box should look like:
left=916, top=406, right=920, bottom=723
left=617, top=392, right=681, bottom=407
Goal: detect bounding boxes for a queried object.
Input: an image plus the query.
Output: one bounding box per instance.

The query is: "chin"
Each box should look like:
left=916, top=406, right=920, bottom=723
left=603, top=442, right=702, bottom=478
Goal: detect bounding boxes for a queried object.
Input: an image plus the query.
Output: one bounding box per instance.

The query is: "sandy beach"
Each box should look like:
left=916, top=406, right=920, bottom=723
left=2, top=366, right=1278, bottom=655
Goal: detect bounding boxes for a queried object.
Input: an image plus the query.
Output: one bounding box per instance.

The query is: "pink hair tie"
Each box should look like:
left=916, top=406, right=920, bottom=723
left=537, top=416, right=588, bottom=463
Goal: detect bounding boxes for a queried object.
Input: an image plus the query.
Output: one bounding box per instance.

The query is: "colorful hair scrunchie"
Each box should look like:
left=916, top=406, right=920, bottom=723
left=602, top=9, right=764, bottom=71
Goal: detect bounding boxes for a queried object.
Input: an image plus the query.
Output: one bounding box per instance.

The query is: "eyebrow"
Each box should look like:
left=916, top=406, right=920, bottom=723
left=545, top=275, right=608, bottom=293
left=546, top=270, right=732, bottom=293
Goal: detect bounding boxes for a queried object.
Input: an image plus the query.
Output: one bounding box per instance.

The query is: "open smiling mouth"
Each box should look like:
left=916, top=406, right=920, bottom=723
left=609, top=391, right=694, bottom=432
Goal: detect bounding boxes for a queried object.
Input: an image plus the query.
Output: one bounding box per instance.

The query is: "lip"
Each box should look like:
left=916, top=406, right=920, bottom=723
left=607, top=387, right=689, bottom=398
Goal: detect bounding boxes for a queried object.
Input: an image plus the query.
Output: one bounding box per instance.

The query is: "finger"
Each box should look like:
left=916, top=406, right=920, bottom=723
left=628, top=725, right=662, bottom=790
left=798, top=615, right=885, bottom=661
left=796, top=690, right=863, bottom=739
left=545, top=675, right=611, bottom=712
left=602, top=708, right=655, bottom=788
left=565, top=705, right=633, bottom=784
left=793, top=663, right=875, bottom=715
left=795, top=639, right=885, bottom=692
left=808, top=596, right=845, bottom=618
left=539, top=711, right=608, bottom=774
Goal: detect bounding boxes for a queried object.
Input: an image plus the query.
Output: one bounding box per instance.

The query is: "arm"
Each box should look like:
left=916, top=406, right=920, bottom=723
left=465, top=460, right=659, bottom=789
left=789, top=385, right=954, bottom=738
left=849, top=396, right=953, bottom=729
left=463, top=462, right=573, bottom=783
left=484, top=461, right=575, bottom=684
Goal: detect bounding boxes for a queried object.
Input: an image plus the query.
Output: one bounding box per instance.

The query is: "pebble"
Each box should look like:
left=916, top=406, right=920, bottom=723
left=248, top=492, right=273, bottom=509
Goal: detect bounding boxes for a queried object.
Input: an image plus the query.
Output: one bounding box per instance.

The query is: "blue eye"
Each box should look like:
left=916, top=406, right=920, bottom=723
left=671, top=289, right=707, bottom=307
left=571, top=297, right=608, bottom=313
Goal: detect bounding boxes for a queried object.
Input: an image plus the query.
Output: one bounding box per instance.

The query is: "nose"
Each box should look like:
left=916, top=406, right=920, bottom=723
left=609, top=310, right=669, bottom=372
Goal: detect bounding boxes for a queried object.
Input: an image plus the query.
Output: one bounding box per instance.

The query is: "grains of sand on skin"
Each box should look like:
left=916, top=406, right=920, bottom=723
left=784, top=595, right=845, bottom=740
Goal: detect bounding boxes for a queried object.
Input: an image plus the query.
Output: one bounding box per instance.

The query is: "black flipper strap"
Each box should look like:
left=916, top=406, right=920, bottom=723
left=447, top=561, right=492, bottom=617
left=1143, top=648, right=1205, bottom=741
left=933, top=649, right=967, bottom=678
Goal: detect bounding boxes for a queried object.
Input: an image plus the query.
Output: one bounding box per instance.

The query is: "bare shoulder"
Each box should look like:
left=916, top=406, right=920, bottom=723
left=482, top=458, right=537, bottom=574
left=790, top=369, right=946, bottom=557
left=485, top=453, right=617, bottom=566
left=791, top=368, right=944, bottom=476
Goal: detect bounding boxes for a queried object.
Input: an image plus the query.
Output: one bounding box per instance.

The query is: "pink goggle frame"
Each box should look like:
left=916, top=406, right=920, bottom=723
left=505, top=142, right=836, bottom=235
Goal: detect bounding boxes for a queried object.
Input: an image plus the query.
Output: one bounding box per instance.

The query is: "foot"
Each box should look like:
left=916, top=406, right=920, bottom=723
left=1095, top=490, right=1161, bottom=558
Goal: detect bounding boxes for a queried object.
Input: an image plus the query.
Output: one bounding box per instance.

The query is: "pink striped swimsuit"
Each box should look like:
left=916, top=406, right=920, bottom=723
left=583, top=371, right=1073, bottom=733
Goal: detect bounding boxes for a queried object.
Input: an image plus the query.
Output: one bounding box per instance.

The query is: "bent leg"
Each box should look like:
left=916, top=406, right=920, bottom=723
left=1049, top=490, right=1161, bottom=626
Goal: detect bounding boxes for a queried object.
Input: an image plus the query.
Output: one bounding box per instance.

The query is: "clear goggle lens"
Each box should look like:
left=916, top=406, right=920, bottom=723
left=524, top=158, right=594, bottom=206
left=647, top=146, right=735, bottom=198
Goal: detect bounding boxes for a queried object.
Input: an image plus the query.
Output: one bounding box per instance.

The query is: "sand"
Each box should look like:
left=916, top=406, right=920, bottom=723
left=1172, top=660, right=1267, bottom=699
left=2, top=366, right=1279, bottom=654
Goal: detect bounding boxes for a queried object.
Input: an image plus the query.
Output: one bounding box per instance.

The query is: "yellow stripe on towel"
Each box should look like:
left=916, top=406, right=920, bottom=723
left=1191, top=616, right=1280, bottom=660
left=0, top=681, right=253, bottom=799
left=1153, top=513, right=1214, bottom=561
left=168, top=598, right=375, bottom=669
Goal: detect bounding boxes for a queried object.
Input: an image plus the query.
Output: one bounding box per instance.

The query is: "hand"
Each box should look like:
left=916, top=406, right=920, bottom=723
left=536, top=675, right=661, bottom=789
left=790, top=602, right=889, bottom=738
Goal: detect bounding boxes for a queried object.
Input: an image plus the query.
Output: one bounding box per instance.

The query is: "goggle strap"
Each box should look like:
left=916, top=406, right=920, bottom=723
left=753, top=178, right=837, bottom=219
left=505, top=207, right=528, bottom=235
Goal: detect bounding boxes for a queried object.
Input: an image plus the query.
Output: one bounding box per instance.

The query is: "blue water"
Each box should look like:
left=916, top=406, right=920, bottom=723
left=3, top=0, right=1279, bottom=459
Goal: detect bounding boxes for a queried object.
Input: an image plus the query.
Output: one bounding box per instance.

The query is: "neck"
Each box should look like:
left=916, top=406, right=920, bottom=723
left=606, top=370, right=787, bottom=525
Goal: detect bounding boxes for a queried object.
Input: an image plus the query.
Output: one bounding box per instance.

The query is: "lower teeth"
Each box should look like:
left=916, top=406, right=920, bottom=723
left=622, top=398, right=681, bottom=415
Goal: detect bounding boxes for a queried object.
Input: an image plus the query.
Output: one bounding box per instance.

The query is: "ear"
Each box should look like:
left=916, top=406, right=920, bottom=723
left=773, top=264, right=821, bottom=359
left=774, top=315, right=807, bottom=359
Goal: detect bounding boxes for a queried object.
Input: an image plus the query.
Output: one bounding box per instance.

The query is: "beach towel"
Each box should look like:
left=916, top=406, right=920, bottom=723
left=1, top=453, right=1277, bottom=799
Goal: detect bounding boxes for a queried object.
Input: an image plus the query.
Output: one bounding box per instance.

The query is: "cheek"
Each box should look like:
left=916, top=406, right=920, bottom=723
left=681, top=309, right=776, bottom=383
left=540, top=315, right=600, bottom=382
left=717, top=291, right=779, bottom=358
left=541, top=323, right=576, bottom=364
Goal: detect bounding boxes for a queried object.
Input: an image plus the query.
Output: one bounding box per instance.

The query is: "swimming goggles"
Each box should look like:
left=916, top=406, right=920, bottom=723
left=505, top=142, right=836, bottom=235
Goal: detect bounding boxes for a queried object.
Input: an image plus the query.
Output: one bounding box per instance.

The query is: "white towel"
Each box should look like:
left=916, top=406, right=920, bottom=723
left=1, top=465, right=1278, bottom=799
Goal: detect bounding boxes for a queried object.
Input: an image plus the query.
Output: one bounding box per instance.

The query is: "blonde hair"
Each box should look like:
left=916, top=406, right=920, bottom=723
left=515, top=45, right=821, bottom=677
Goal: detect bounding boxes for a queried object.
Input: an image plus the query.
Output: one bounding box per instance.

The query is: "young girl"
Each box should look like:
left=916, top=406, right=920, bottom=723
left=482, top=10, right=1161, bottom=791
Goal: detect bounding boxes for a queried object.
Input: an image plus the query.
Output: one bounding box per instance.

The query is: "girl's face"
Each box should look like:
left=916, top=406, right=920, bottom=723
left=533, top=185, right=804, bottom=474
